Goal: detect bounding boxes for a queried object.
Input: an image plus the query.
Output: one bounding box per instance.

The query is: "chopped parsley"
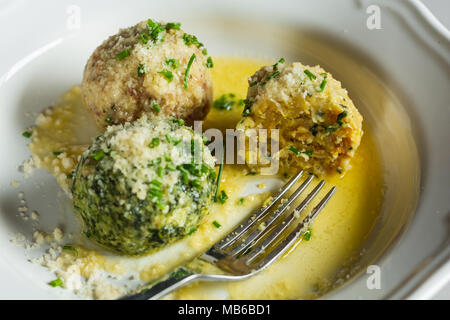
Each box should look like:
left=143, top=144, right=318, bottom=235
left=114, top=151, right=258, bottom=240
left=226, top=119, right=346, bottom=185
left=152, top=104, right=161, bottom=112
left=337, top=111, right=348, bottom=124
left=91, top=150, right=105, bottom=161
left=213, top=93, right=239, bottom=111
left=184, top=53, right=196, bottom=89
left=172, top=118, right=185, bottom=126
left=53, top=151, right=62, bottom=156
left=183, top=33, right=203, bottom=48
left=215, top=190, right=228, bottom=204
left=318, top=80, right=327, bottom=92
left=22, top=131, right=32, bottom=138
left=105, top=117, right=113, bottom=125
left=303, top=228, right=312, bottom=241
left=140, top=32, right=149, bottom=44
left=62, top=245, right=78, bottom=257
left=304, top=69, right=316, bottom=80
left=48, top=278, right=63, bottom=288
left=158, top=69, right=174, bottom=82
left=310, top=123, right=319, bottom=136
left=206, top=56, right=214, bottom=68
left=147, top=19, right=165, bottom=42
left=149, top=137, right=160, bottom=148
left=212, top=220, right=222, bottom=228
left=116, top=49, right=130, bottom=60
left=165, top=22, right=181, bottom=30
left=137, top=64, right=146, bottom=77
left=289, top=146, right=313, bottom=156
left=165, top=58, right=179, bottom=69
left=267, top=71, right=280, bottom=80
left=242, top=99, right=252, bottom=117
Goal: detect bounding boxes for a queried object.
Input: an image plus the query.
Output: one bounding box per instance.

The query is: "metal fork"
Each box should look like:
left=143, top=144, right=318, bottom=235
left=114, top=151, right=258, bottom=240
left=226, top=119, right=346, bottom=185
left=122, top=170, right=336, bottom=300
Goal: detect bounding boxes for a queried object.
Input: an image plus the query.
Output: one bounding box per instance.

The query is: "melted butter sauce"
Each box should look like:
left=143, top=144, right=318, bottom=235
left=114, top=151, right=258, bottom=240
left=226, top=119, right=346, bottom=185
left=29, top=57, right=384, bottom=299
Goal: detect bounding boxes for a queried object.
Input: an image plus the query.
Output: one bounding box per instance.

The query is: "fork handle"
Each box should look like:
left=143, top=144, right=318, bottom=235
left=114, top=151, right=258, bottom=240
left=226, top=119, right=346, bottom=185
left=121, top=267, right=199, bottom=300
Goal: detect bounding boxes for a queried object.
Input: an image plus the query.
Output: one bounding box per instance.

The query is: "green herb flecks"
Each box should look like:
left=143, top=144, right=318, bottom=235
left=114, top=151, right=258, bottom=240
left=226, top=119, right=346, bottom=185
left=48, top=278, right=63, bottom=288
left=62, top=245, right=78, bottom=257
left=158, top=69, right=174, bottom=82
left=213, top=93, right=239, bottom=111
left=22, top=131, right=32, bottom=138
left=53, top=151, right=62, bottom=157
left=165, top=58, right=179, bottom=69
left=91, top=150, right=105, bottom=161
left=184, top=53, right=196, bottom=89
left=183, top=33, right=203, bottom=48
left=137, top=64, right=146, bottom=77
left=165, top=22, right=181, bottom=30
left=289, top=146, right=313, bottom=157
left=242, top=99, right=252, bottom=117
left=149, top=137, right=160, bottom=148
left=116, top=49, right=130, bottom=60
left=212, top=220, right=222, bottom=228
left=318, top=80, right=327, bottom=92
left=152, top=104, right=161, bottom=112
left=215, top=190, right=228, bottom=204
left=304, top=69, right=316, bottom=81
left=303, top=228, right=312, bottom=241
left=206, top=56, right=214, bottom=68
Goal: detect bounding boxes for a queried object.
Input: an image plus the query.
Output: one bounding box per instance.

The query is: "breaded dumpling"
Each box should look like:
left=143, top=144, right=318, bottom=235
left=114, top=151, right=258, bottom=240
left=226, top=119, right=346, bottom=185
left=236, top=60, right=363, bottom=176
left=81, top=19, right=213, bottom=129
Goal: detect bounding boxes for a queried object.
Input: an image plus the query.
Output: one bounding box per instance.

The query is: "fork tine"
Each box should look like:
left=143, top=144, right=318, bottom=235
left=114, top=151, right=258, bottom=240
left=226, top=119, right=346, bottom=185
left=227, top=175, right=315, bottom=257
left=216, top=170, right=304, bottom=250
left=248, top=186, right=337, bottom=270
left=244, top=180, right=325, bottom=263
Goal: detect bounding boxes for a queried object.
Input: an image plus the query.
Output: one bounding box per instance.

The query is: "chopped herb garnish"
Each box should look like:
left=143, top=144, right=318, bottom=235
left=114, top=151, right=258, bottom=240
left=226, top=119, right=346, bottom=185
left=165, top=58, right=179, bottom=69
left=67, top=173, right=73, bottom=179
left=105, top=117, right=113, bottom=125
left=321, top=73, right=328, bottom=78
left=184, top=53, right=196, bottom=89
left=202, top=48, right=208, bottom=55
left=337, top=111, right=348, bottom=122
left=242, top=99, right=252, bottom=117
left=304, top=69, right=316, bottom=80
left=188, top=227, right=197, bottom=235
left=172, top=118, right=185, bottom=125
left=288, top=145, right=301, bottom=155
left=212, top=220, right=222, bottom=228
left=165, top=22, right=181, bottom=30
left=48, top=278, right=63, bottom=288
left=206, top=56, right=214, bottom=68
left=336, top=167, right=343, bottom=174
left=157, top=166, right=163, bottom=177
left=272, top=57, right=285, bottom=70
left=62, top=245, right=78, bottom=256
left=303, top=228, right=312, bottom=241
left=140, top=32, right=149, bottom=44
left=310, top=123, right=319, bottom=136
left=158, top=69, right=174, bottom=82
left=152, top=104, right=161, bottom=112
left=249, top=81, right=258, bottom=87
left=289, top=146, right=313, bottom=156
left=216, top=190, right=228, bottom=204
left=91, top=150, right=105, bottom=161
left=183, top=33, right=203, bottom=48
left=149, top=137, right=160, bottom=148
left=166, top=164, right=176, bottom=171
left=116, top=49, right=130, bottom=60
left=22, top=131, right=32, bottom=138
left=53, top=151, right=62, bottom=156
left=318, top=80, right=327, bottom=92
left=214, top=144, right=225, bottom=202
left=213, top=93, right=238, bottom=111
left=147, top=19, right=165, bottom=42
left=137, top=64, right=146, bottom=77
left=268, top=71, right=280, bottom=80
left=237, top=198, right=245, bottom=205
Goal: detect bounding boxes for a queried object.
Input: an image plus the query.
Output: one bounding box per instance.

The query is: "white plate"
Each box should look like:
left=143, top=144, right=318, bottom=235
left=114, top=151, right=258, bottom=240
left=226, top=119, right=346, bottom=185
left=0, top=0, right=449, bottom=299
